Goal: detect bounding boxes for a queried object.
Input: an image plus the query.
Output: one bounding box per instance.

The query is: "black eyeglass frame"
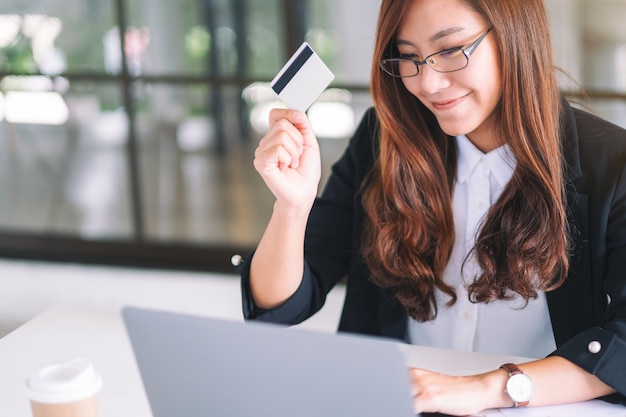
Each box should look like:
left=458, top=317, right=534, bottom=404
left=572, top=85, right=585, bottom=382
left=380, top=27, right=493, bottom=78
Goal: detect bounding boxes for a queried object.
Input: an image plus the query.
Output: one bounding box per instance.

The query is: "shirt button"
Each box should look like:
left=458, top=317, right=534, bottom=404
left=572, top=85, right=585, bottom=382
left=230, top=254, right=243, bottom=266
left=476, top=201, right=486, bottom=211
left=606, top=294, right=612, bottom=305
left=588, top=341, right=602, bottom=354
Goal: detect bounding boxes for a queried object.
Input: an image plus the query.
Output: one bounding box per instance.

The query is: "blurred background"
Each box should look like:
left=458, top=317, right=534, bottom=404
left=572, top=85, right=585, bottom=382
left=0, top=0, right=624, bottom=334
left=0, top=0, right=625, bottom=270
left=0, top=0, right=380, bottom=271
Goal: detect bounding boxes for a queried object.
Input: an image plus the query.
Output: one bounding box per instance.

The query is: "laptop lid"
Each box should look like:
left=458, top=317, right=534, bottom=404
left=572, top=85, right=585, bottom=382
left=122, top=306, right=416, bottom=417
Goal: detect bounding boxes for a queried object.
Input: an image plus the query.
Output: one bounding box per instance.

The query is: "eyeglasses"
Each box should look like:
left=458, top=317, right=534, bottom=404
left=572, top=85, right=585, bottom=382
left=380, top=27, right=493, bottom=78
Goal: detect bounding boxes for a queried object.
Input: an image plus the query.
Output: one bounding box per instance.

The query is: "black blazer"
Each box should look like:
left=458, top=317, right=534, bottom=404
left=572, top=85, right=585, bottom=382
left=238, top=100, right=626, bottom=398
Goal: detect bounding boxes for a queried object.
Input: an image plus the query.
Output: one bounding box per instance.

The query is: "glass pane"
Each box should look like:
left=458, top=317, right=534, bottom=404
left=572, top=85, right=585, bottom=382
left=126, top=0, right=284, bottom=79
left=306, top=0, right=379, bottom=84
left=0, top=80, right=133, bottom=238
left=133, top=81, right=374, bottom=247
left=0, top=1, right=115, bottom=73
left=135, top=83, right=271, bottom=246
left=246, top=1, right=284, bottom=79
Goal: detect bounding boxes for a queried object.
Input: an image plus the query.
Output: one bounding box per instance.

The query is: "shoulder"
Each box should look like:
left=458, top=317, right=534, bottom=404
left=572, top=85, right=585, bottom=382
left=563, top=101, right=626, bottom=176
left=345, top=107, right=380, bottom=167
left=350, top=107, right=379, bottom=147
left=571, top=104, right=626, bottom=145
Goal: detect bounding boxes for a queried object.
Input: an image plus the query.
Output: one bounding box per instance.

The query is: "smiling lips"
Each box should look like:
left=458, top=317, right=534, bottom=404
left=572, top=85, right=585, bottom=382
left=432, top=94, right=469, bottom=111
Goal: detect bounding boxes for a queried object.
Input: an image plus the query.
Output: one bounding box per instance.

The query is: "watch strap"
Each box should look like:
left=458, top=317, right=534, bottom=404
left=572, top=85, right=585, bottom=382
left=500, top=363, right=530, bottom=407
left=501, top=362, right=522, bottom=376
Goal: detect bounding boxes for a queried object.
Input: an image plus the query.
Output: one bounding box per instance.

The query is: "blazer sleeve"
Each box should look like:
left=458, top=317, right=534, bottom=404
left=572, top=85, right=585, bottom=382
left=237, top=109, right=378, bottom=325
left=551, top=110, right=626, bottom=400
left=552, top=162, right=626, bottom=398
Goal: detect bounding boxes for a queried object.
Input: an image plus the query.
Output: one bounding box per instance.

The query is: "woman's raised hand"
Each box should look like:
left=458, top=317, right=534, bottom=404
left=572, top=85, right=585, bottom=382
left=254, top=108, right=321, bottom=211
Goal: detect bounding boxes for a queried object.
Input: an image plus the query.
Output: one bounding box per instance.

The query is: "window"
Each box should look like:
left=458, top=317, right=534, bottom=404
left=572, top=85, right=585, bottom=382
left=0, top=0, right=624, bottom=272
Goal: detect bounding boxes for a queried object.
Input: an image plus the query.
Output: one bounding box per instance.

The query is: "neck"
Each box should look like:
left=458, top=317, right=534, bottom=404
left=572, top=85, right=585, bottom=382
left=466, top=129, right=499, bottom=154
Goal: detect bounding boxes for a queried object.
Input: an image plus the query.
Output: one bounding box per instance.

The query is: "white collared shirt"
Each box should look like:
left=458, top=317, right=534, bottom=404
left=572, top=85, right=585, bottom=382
left=407, top=135, right=556, bottom=358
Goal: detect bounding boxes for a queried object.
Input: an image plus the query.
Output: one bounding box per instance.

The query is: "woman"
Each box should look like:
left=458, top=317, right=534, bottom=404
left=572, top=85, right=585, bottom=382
left=235, top=0, right=626, bottom=414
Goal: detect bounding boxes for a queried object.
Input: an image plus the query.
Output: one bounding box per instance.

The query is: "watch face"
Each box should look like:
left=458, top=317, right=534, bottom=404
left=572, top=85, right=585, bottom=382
left=507, top=373, right=533, bottom=402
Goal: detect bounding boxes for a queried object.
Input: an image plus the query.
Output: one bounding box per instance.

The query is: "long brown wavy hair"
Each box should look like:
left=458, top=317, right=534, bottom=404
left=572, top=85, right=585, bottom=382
left=362, top=0, right=570, bottom=321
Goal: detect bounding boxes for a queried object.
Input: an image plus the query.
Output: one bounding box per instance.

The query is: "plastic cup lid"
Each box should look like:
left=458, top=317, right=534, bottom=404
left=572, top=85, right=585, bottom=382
left=26, top=358, right=103, bottom=404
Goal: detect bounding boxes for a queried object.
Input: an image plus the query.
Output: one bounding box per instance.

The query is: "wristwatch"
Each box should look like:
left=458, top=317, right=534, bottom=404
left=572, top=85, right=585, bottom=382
left=500, top=363, right=533, bottom=407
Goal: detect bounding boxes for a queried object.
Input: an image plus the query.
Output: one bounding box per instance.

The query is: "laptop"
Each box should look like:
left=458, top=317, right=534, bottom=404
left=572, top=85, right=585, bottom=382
left=122, top=306, right=417, bottom=417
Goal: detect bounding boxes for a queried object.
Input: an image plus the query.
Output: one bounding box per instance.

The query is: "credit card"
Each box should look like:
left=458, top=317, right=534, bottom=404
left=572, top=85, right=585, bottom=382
left=270, top=42, right=335, bottom=112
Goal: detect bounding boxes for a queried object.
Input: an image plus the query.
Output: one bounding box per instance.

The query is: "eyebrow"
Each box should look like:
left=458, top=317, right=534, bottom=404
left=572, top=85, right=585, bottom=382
left=430, top=27, right=466, bottom=42
left=396, top=26, right=466, bottom=47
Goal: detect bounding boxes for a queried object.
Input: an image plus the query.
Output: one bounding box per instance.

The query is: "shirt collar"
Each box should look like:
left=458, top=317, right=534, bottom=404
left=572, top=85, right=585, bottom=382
left=455, top=134, right=516, bottom=185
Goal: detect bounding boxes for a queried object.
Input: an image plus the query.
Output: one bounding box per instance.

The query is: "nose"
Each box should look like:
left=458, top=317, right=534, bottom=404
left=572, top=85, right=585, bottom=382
left=415, top=65, right=451, bottom=95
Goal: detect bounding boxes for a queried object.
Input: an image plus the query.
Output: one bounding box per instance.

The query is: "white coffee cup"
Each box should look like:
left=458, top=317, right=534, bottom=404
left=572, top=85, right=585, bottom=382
left=26, top=357, right=102, bottom=417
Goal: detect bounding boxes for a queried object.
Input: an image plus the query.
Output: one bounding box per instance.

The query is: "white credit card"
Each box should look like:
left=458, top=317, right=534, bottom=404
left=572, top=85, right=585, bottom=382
left=270, top=42, right=335, bottom=112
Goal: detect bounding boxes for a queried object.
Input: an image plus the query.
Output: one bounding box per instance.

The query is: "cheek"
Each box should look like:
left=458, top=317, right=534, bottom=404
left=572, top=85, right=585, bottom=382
left=482, top=68, right=503, bottom=107
left=466, top=58, right=502, bottom=108
left=481, top=50, right=503, bottom=101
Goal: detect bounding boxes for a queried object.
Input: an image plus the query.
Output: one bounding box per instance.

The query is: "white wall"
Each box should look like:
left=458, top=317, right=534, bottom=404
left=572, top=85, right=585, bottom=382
left=546, top=0, right=584, bottom=90
left=0, top=259, right=345, bottom=337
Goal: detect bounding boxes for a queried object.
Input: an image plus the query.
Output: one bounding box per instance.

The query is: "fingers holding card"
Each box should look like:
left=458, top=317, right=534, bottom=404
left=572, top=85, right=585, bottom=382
left=251, top=43, right=333, bottom=208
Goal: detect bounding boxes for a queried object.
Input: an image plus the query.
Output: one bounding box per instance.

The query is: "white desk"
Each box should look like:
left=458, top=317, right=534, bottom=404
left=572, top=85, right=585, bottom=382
left=0, top=307, right=150, bottom=417
left=0, top=307, right=623, bottom=417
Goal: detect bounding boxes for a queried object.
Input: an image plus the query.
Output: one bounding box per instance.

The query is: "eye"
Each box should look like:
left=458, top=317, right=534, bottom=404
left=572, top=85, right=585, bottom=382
left=437, top=47, right=464, bottom=58
left=399, top=52, right=419, bottom=60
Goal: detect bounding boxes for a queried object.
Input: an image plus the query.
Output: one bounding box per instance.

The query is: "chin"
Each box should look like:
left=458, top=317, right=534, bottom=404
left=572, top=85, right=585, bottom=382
left=436, top=123, right=468, bottom=138
left=435, top=116, right=483, bottom=139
